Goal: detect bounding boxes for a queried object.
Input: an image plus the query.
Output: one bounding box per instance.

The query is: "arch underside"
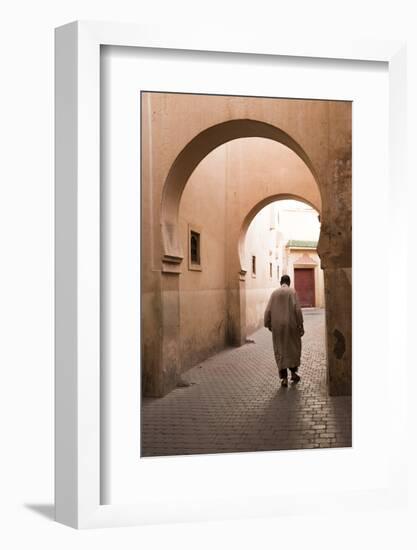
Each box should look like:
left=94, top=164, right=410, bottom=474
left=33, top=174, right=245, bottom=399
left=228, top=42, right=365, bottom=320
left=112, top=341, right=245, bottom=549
left=161, top=119, right=322, bottom=271
left=238, top=193, right=320, bottom=275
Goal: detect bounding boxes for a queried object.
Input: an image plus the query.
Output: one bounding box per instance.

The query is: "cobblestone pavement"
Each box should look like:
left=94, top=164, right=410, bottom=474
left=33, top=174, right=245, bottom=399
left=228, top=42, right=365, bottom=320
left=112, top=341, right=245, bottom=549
left=141, top=309, right=352, bottom=456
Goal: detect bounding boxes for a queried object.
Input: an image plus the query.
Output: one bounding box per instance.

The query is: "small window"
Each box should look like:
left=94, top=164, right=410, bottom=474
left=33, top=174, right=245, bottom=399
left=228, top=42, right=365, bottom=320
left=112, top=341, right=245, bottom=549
left=188, top=226, right=202, bottom=271
left=269, top=262, right=272, bottom=278
left=190, top=231, right=200, bottom=265
left=277, top=265, right=280, bottom=280
left=251, top=255, right=256, bottom=276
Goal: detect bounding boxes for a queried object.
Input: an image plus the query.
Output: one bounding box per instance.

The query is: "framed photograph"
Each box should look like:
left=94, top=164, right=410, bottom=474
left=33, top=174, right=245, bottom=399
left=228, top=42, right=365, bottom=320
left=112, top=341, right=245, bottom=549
left=55, top=21, right=407, bottom=528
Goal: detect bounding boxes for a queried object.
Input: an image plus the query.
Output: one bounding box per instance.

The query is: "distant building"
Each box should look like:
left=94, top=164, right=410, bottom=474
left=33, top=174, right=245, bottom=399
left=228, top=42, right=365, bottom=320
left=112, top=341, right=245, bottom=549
left=245, top=200, right=324, bottom=335
left=285, top=240, right=324, bottom=308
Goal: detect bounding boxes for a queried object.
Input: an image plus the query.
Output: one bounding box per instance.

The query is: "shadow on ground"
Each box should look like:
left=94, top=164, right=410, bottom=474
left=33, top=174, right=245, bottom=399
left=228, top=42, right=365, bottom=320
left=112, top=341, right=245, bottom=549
left=24, top=504, right=55, bottom=521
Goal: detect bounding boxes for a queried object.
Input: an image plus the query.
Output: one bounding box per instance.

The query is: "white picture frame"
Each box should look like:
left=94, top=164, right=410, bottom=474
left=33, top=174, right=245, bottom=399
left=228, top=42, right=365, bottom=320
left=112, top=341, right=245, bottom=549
left=55, top=21, right=407, bottom=529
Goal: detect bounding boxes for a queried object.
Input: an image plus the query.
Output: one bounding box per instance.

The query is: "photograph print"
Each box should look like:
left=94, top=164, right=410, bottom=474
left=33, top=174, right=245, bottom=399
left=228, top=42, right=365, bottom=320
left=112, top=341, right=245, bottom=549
left=140, top=91, right=352, bottom=457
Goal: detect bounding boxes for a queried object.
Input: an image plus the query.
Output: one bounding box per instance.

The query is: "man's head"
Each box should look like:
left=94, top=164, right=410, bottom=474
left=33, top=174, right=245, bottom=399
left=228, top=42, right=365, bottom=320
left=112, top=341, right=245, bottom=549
left=280, top=275, right=291, bottom=286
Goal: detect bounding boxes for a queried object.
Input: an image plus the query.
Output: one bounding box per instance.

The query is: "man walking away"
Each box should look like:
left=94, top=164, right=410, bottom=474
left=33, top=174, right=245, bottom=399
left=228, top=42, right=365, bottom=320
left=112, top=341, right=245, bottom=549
left=264, top=275, right=304, bottom=388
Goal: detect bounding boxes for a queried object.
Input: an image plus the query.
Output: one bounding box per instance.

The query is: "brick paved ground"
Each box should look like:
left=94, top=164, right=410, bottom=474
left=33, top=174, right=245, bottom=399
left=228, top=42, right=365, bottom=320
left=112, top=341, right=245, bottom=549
left=141, top=309, right=352, bottom=456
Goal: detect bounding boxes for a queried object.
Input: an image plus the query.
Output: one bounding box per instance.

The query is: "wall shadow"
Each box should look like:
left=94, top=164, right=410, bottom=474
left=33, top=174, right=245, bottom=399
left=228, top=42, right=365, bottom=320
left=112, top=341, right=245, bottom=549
left=24, top=503, right=55, bottom=521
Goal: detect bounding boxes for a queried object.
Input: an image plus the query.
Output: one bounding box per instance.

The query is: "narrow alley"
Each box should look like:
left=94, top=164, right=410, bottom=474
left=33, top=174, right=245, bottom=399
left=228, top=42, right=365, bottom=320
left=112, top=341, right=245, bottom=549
left=141, top=309, right=352, bottom=457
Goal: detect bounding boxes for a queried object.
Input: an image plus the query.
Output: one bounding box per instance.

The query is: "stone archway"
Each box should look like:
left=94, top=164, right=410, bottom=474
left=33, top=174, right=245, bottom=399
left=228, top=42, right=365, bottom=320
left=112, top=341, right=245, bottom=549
left=141, top=95, right=351, bottom=399
left=237, top=194, right=322, bottom=345
left=160, top=119, right=321, bottom=273
left=238, top=193, right=321, bottom=272
left=157, top=121, right=327, bottom=397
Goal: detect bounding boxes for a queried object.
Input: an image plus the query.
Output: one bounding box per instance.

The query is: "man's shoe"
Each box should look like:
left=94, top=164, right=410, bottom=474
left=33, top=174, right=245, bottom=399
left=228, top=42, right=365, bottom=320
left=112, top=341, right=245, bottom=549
left=291, top=373, right=301, bottom=384
left=281, top=378, right=288, bottom=388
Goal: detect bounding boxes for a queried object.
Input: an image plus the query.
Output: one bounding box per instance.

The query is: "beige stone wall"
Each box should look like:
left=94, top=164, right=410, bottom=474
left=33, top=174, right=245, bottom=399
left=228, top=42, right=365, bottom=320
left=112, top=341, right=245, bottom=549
left=244, top=205, right=279, bottom=336
left=178, top=146, right=228, bottom=371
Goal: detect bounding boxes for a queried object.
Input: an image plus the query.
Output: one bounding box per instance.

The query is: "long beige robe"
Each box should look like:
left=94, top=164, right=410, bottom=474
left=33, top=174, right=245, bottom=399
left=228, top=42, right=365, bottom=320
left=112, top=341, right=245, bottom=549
left=264, top=284, right=304, bottom=371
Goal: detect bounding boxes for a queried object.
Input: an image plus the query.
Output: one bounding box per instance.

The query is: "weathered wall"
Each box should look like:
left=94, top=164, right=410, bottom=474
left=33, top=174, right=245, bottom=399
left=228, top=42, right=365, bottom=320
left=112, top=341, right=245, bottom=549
left=317, top=102, right=352, bottom=395
left=324, top=268, right=352, bottom=395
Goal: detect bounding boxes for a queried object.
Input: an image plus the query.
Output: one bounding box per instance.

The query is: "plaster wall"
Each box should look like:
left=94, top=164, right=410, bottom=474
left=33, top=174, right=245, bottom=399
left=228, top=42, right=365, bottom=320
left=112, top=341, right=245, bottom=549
left=178, top=146, right=228, bottom=371
left=278, top=204, right=321, bottom=241
left=244, top=206, right=279, bottom=336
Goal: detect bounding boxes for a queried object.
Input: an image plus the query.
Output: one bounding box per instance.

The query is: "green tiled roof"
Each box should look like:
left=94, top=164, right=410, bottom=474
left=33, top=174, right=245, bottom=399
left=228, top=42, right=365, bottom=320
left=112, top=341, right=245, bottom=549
left=286, top=240, right=318, bottom=249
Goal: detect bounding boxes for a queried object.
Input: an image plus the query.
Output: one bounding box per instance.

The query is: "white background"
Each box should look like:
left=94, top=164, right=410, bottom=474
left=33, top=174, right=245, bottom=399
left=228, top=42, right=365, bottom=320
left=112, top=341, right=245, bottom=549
left=103, top=47, right=392, bottom=507
left=0, top=1, right=416, bottom=548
